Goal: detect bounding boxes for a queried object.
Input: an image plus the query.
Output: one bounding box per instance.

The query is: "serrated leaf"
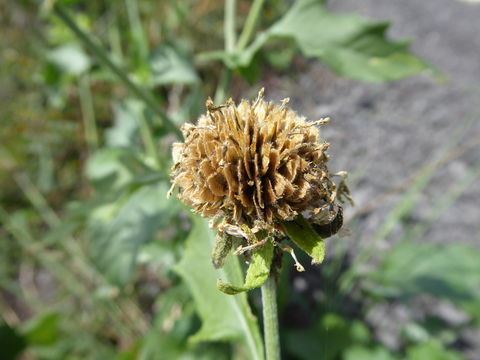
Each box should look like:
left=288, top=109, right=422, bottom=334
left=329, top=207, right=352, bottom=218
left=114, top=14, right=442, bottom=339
left=217, top=239, right=273, bottom=295
left=149, top=44, right=198, bottom=86
left=174, top=216, right=264, bottom=360
left=282, top=215, right=325, bottom=264
left=237, top=0, right=435, bottom=82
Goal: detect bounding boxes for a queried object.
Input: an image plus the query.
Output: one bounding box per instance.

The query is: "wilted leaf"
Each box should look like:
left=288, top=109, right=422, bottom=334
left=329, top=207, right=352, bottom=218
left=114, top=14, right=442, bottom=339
left=149, top=44, right=199, bottom=86
left=282, top=215, right=325, bottom=264
left=174, top=216, right=264, bottom=360
left=217, top=239, right=273, bottom=295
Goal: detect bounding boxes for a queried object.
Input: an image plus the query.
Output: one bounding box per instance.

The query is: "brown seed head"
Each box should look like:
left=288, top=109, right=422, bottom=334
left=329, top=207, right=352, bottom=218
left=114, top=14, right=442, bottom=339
left=170, top=89, right=341, bottom=231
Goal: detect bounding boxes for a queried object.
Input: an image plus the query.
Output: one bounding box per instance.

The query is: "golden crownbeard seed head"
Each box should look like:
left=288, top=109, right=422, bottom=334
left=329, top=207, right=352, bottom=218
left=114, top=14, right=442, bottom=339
left=170, top=89, right=340, bottom=231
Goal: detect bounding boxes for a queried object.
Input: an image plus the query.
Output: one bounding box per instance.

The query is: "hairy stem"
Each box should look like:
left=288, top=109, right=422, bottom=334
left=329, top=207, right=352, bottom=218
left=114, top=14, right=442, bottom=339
left=261, top=275, right=280, bottom=360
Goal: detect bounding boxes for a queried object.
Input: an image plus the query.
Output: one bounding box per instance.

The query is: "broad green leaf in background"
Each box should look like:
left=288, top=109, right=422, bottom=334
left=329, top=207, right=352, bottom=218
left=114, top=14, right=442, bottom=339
left=149, top=44, right=199, bottom=86
left=213, top=0, right=434, bottom=82
left=47, top=43, right=91, bottom=76
left=217, top=239, right=274, bottom=295
left=21, top=312, right=60, bottom=347
left=363, top=242, right=480, bottom=317
left=88, top=183, right=180, bottom=286
left=406, top=340, right=464, bottom=360
left=344, top=346, right=398, bottom=360
left=174, top=216, right=265, bottom=360
left=85, top=147, right=150, bottom=193
left=106, top=100, right=142, bottom=148
left=286, top=313, right=372, bottom=360
left=0, top=322, right=26, bottom=360
left=282, top=215, right=325, bottom=264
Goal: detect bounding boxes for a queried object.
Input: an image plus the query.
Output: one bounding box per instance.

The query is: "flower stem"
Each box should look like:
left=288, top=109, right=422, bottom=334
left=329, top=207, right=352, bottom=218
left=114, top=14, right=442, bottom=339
left=224, top=0, right=237, bottom=53
left=261, top=275, right=280, bottom=360
left=236, top=0, right=266, bottom=51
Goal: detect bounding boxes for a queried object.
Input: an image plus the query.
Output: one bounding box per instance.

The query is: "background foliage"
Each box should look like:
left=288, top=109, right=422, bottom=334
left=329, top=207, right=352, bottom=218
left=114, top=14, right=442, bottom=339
left=1, top=0, right=479, bottom=359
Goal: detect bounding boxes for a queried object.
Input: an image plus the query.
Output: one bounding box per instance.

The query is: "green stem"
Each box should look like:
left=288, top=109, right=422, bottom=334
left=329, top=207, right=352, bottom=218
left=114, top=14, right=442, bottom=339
left=261, top=275, right=280, bottom=360
left=53, top=4, right=182, bottom=139
left=138, top=108, right=161, bottom=168
left=236, top=0, right=266, bottom=51
left=224, top=0, right=237, bottom=52
left=78, top=73, right=99, bottom=153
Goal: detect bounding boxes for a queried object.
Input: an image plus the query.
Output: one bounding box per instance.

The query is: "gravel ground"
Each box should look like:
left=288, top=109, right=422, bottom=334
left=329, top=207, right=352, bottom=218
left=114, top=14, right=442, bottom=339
left=266, top=0, right=480, bottom=357
left=267, top=0, right=480, bottom=248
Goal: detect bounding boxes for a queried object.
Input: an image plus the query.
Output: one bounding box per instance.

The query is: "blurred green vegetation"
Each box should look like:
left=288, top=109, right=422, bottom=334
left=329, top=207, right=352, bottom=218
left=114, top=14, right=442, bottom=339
left=1, top=1, right=479, bottom=359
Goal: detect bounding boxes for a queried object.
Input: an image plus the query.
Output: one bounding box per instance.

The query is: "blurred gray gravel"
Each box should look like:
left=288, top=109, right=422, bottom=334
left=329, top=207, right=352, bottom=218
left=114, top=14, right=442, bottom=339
left=266, top=1, right=480, bottom=356
left=267, top=0, right=480, bottom=248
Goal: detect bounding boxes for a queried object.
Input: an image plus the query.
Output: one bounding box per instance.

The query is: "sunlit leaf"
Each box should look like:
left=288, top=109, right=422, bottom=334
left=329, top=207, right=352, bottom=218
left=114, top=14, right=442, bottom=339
left=174, top=216, right=264, bottom=360
left=22, top=312, right=60, bottom=347
left=406, top=340, right=464, bottom=360
left=47, top=43, right=91, bottom=76
left=282, top=215, right=325, bottom=264
left=217, top=239, right=273, bottom=295
left=237, top=0, right=435, bottom=82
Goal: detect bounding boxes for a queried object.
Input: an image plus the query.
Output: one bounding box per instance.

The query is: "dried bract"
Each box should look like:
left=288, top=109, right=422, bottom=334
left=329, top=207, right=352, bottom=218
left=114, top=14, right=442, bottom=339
left=170, top=89, right=343, bottom=233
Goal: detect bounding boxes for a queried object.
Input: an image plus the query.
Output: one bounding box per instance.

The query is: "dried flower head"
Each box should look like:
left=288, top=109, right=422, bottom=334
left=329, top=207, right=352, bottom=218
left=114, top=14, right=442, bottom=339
left=169, top=89, right=346, bottom=233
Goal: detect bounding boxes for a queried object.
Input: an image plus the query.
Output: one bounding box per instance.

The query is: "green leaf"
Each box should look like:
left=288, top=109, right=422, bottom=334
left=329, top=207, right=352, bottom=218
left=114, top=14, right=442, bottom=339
left=106, top=100, right=142, bottom=148
left=217, top=239, right=274, bottom=295
left=149, top=44, right=199, bottom=86
left=282, top=215, right=325, bottom=264
left=286, top=314, right=371, bottom=360
left=47, top=43, right=91, bottom=76
left=0, top=322, right=26, bottom=360
left=363, top=242, right=480, bottom=314
left=88, top=183, right=180, bottom=286
left=174, top=216, right=264, bottom=360
left=406, top=340, right=464, bottom=360
left=344, top=346, right=398, bottom=360
left=238, top=0, right=434, bottom=82
left=85, top=147, right=150, bottom=193
left=22, top=312, right=60, bottom=347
